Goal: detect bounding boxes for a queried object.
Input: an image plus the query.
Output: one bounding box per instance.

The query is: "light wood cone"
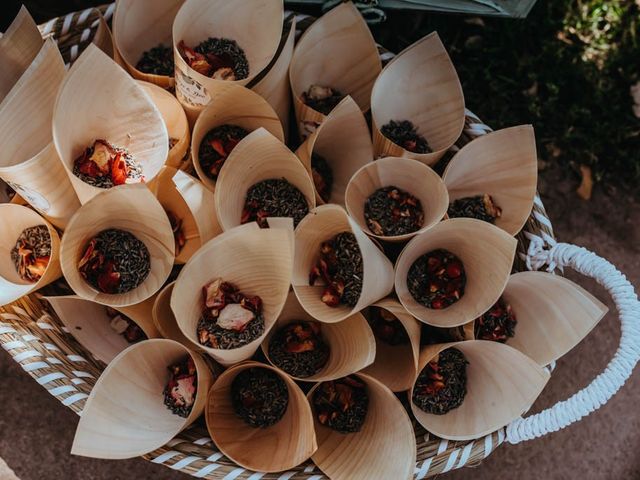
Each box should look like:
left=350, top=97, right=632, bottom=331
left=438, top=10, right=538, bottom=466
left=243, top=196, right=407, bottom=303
left=251, top=17, right=296, bottom=142
left=172, top=0, right=283, bottom=119
left=371, top=32, right=465, bottom=166
left=92, top=9, right=116, bottom=59
left=138, top=81, right=190, bottom=169
left=214, top=128, right=315, bottom=231
left=410, top=340, right=549, bottom=440
left=345, top=156, right=449, bottom=242
left=0, top=205, right=61, bottom=306
left=296, top=96, right=373, bottom=206
left=152, top=282, right=197, bottom=350
left=191, top=85, right=285, bottom=192
left=292, top=204, right=394, bottom=323
left=52, top=44, right=168, bottom=204
left=44, top=295, right=160, bottom=364
left=170, top=223, right=294, bottom=366
left=148, top=166, right=221, bottom=264
left=262, top=291, right=376, bottom=382
left=0, top=39, right=80, bottom=229
left=309, top=373, right=416, bottom=480
left=395, top=218, right=517, bottom=327
left=361, top=298, right=421, bottom=392
left=500, top=271, right=608, bottom=366
left=0, top=6, right=43, bottom=101
left=113, top=0, right=184, bottom=89
left=205, top=361, right=317, bottom=472
left=443, top=125, right=538, bottom=236
left=72, top=339, right=214, bottom=458
left=60, top=184, right=175, bottom=307
left=289, top=1, right=381, bottom=133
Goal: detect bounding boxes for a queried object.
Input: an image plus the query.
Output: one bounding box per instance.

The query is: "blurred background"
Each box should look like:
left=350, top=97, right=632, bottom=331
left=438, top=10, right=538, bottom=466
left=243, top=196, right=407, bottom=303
left=1, top=1, right=639, bottom=479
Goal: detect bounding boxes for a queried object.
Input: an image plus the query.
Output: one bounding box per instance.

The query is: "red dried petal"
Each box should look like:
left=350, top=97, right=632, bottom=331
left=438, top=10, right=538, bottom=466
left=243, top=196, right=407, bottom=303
left=209, top=138, right=227, bottom=158
left=430, top=298, right=446, bottom=310
left=224, top=137, right=241, bottom=152
left=78, top=239, right=97, bottom=269
left=285, top=339, right=316, bottom=353
left=240, top=208, right=252, bottom=224
left=25, top=256, right=49, bottom=280
left=97, top=260, right=121, bottom=294
left=110, top=152, right=129, bottom=186
left=446, top=262, right=463, bottom=279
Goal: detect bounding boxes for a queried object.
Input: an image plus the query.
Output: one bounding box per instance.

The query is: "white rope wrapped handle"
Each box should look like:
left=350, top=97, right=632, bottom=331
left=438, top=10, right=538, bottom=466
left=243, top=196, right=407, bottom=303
left=506, top=236, right=640, bottom=443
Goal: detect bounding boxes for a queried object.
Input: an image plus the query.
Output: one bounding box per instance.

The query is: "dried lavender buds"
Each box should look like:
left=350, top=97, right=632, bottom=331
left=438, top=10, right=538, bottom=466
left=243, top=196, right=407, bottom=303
left=136, top=44, right=174, bottom=76
left=412, top=348, right=468, bottom=415
left=179, top=38, right=249, bottom=80
left=105, top=306, right=147, bottom=343
left=448, top=194, right=502, bottom=223
left=73, top=139, right=143, bottom=189
left=302, top=85, right=345, bottom=115
left=311, top=153, right=333, bottom=203
left=197, top=279, right=264, bottom=349
left=231, top=368, right=289, bottom=428
left=474, top=297, right=517, bottom=343
left=163, top=356, right=198, bottom=418
left=10, top=225, right=51, bottom=283
left=407, top=249, right=466, bottom=310
left=364, top=186, right=424, bottom=236
left=309, top=232, right=363, bottom=308
left=268, top=321, right=330, bottom=378
left=241, top=178, right=309, bottom=228
left=198, top=124, right=248, bottom=180
left=78, top=229, right=151, bottom=294
left=367, top=307, right=409, bottom=346
left=167, top=211, right=186, bottom=256
left=380, top=120, right=431, bottom=154
left=313, top=376, right=369, bottom=433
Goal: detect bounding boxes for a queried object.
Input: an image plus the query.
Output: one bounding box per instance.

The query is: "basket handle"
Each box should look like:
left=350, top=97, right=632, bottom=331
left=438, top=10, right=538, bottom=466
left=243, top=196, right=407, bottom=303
left=506, top=235, right=640, bottom=443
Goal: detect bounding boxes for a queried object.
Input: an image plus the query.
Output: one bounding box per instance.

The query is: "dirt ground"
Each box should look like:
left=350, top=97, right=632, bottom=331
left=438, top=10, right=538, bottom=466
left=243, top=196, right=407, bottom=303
left=1, top=164, right=638, bottom=480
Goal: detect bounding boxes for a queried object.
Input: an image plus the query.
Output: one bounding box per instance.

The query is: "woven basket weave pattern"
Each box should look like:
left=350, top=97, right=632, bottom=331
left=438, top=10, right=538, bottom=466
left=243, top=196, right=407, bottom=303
left=0, top=5, right=557, bottom=479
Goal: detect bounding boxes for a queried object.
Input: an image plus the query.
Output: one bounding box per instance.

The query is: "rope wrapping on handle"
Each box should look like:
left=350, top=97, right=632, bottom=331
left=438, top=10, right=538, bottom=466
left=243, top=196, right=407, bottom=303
left=506, top=240, right=640, bottom=443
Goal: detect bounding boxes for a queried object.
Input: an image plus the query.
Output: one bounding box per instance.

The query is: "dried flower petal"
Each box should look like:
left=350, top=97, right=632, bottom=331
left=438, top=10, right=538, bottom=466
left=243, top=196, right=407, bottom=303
left=310, top=232, right=362, bottom=308
left=408, top=249, right=467, bottom=309
left=412, top=348, right=468, bottom=415
left=312, top=376, right=368, bottom=433
left=197, top=280, right=264, bottom=349
left=163, top=356, right=198, bottom=418
left=380, top=120, right=431, bottom=154
left=302, top=84, right=345, bottom=115
left=216, top=303, right=255, bottom=332
left=448, top=194, right=502, bottom=223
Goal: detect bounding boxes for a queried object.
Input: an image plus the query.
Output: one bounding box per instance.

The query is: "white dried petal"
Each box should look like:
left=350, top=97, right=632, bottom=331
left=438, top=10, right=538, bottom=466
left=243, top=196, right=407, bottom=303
left=89, top=142, right=113, bottom=172
left=109, top=315, right=128, bottom=334
left=217, top=303, right=255, bottom=331
left=308, top=85, right=333, bottom=100
left=204, top=278, right=223, bottom=308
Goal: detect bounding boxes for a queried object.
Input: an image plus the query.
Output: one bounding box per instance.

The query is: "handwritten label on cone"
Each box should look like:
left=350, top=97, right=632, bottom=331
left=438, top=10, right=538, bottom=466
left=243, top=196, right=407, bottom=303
left=175, top=66, right=211, bottom=107
left=6, top=181, right=51, bottom=212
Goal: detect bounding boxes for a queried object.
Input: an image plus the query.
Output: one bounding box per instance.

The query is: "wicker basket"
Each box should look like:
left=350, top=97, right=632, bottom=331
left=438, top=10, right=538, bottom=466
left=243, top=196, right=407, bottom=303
left=1, top=4, right=638, bottom=480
